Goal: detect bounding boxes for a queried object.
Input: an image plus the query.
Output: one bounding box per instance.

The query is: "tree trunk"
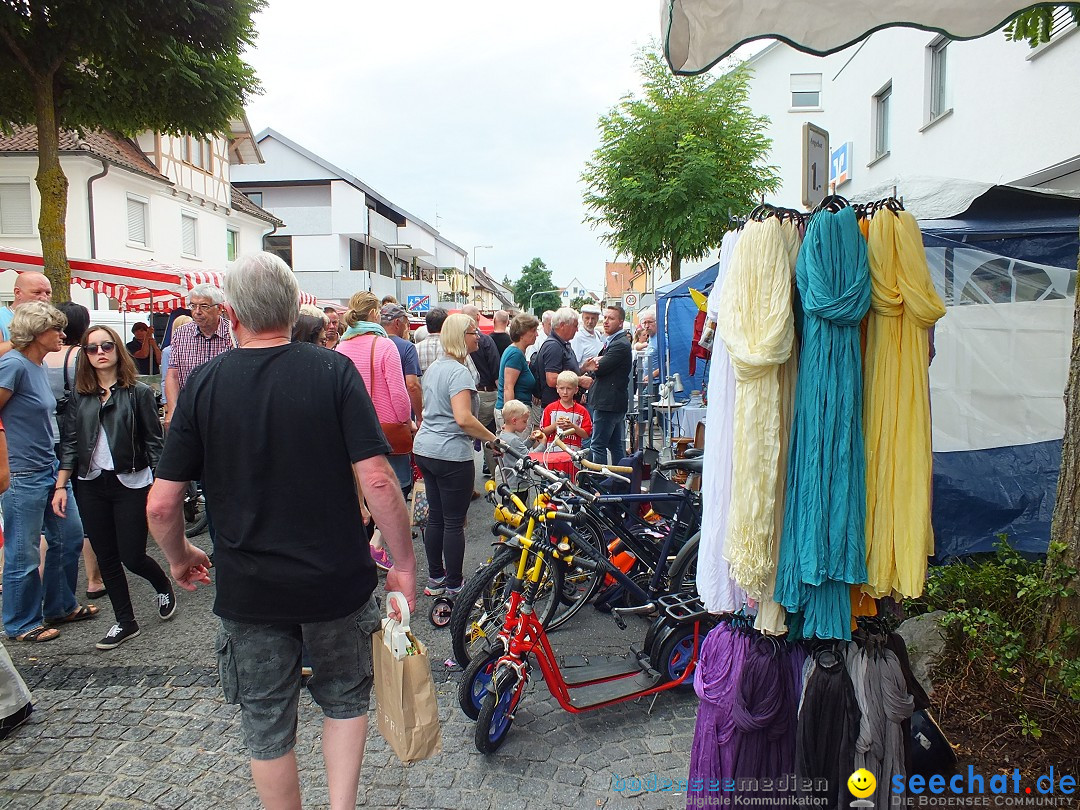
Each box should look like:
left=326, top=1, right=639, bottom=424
left=1043, top=237, right=1080, bottom=652
left=670, top=249, right=682, bottom=283
left=33, top=73, right=71, bottom=303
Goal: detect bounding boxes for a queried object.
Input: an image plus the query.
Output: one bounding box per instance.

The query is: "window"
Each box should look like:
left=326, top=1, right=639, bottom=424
left=790, top=73, right=822, bottom=108
left=928, top=37, right=949, bottom=121
left=264, top=235, right=292, bottom=268
left=0, top=181, right=32, bottom=235
left=126, top=194, right=149, bottom=246
left=200, top=140, right=213, bottom=171
left=873, top=82, right=892, bottom=159
left=246, top=191, right=263, bottom=207
left=226, top=228, right=239, bottom=262
left=181, top=212, right=198, bottom=257
left=349, top=238, right=367, bottom=272
left=180, top=137, right=191, bottom=163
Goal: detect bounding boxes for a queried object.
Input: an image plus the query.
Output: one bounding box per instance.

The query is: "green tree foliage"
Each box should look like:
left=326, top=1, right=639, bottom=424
left=1006, top=4, right=1080, bottom=47
left=0, top=0, right=264, bottom=299
left=582, top=44, right=779, bottom=282
left=569, top=295, right=597, bottom=311
left=511, top=258, right=561, bottom=316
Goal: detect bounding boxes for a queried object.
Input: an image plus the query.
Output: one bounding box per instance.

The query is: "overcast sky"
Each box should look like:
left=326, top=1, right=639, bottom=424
left=243, top=0, right=666, bottom=293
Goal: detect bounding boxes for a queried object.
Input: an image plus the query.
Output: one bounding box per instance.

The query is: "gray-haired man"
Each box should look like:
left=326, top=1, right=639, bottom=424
left=148, top=252, right=416, bottom=810
left=164, top=283, right=232, bottom=431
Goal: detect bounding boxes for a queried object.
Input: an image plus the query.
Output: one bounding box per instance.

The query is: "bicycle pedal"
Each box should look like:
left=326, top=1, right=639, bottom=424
left=612, top=614, right=627, bottom=630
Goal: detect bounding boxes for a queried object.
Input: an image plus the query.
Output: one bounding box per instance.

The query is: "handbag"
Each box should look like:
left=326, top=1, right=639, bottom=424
left=372, top=592, right=441, bottom=763
left=410, top=479, right=429, bottom=528
left=369, top=337, right=413, bottom=455
left=54, top=346, right=75, bottom=417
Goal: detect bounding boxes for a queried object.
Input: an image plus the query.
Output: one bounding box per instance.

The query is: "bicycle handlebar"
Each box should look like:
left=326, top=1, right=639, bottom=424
left=552, top=437, right=633, bottom=475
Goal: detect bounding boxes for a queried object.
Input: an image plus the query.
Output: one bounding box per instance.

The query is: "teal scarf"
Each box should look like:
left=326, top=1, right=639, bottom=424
left=775, top=206, right=870, bottom=640
left=340, top=320, right=387, bottom=340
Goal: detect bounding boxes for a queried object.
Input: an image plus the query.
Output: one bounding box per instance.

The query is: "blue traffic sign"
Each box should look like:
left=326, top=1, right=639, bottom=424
left=407, top=295, right=431, bottom=313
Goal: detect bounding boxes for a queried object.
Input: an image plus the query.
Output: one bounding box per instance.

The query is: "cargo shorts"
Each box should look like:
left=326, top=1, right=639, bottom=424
left=216, top=597, right=382, bottom=760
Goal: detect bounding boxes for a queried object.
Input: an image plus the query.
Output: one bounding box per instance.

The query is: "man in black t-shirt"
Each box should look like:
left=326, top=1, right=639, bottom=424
left=147, top=252, right=416, bottom=809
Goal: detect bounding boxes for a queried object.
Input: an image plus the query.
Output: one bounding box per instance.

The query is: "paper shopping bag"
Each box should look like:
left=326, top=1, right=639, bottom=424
left=372, top=592, right=441, bottom=763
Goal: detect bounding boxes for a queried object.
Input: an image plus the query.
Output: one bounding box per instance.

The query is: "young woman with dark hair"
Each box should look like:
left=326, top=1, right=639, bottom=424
left=54, top=325, right=174, bottom=650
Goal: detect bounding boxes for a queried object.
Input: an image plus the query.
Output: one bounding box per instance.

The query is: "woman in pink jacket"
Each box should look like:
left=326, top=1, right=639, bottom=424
left=336, top=291, right=413, bottom=570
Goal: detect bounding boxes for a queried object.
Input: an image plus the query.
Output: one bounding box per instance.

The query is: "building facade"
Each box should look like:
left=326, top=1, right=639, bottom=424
left=0, top=121, right=280, bottom=307
left=742, top=20, right=1080, bottom=204
left=230, top=129, right=478, bottom=309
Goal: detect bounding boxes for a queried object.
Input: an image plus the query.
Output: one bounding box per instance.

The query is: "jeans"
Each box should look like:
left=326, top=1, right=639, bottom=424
left=1, top=462, right=84, bottom=637
left=591, top=409, right=627, bottom=467
left=414, top=454, right=474, bottom=588
left=77, top=472, right=171, bottom=626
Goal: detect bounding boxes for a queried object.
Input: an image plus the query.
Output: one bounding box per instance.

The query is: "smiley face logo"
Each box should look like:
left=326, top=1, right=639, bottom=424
left=847, top=769, right=876, bottom=799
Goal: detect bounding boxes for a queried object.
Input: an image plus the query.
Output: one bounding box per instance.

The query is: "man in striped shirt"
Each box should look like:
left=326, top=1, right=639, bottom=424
left=164, top=284, right=233, bottom=430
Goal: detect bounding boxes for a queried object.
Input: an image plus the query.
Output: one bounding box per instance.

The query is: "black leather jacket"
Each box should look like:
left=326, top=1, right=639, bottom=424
left=59, top=382, right=163, bottom=478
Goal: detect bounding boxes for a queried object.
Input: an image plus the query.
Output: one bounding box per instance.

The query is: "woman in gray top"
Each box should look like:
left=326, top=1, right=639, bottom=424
left=412, top=313, right=497, bottom=597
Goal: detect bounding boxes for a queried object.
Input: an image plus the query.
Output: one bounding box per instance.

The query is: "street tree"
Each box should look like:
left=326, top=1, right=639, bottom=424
left=511, top=258, right=561, bottom=316
left=570, top=295, right=597, bottom=311
left=582, top=44, right=779, bottom=282
left=1003, top=12, right=1080, bottom=649
left=0, top=0, right=263, bottom=300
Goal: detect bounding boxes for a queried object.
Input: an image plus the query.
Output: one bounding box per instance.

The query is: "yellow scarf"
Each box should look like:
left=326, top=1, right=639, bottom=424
left=862, top=211, right=946, bottom=599
left=717, top=218, right=800, bottom=607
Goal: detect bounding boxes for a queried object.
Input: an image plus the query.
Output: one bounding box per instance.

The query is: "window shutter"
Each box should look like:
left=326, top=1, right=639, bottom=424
left=127, top=197, right=147, bottom=245
left=0, top=183, right=32, bottom=234
left=181, top=214, right=197, bottom=255
left=790, top=73, right=822, bottom=93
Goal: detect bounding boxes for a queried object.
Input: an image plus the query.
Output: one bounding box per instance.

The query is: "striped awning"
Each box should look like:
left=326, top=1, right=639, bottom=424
left=0, top=247, right=317, bottom=312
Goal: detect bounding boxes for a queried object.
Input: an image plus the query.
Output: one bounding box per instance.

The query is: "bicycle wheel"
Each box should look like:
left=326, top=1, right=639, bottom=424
left=457, top=649, right=501, bottom=720
left=475, top=669, right=522, bottom=754
left=450, top=546, right=562, bottom=668
left=667, top=531, right=701, bottom=595
left=546, top=521, right=606, bottom=631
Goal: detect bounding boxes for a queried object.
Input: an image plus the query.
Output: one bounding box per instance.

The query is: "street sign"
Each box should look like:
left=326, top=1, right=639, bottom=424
left=831, top=141, right=852, bottom=188
left=623, top=292, right=639, bottom=309
left=406, top=294, right=430, bottom=313
left=802, top=122, right=830, bottom=209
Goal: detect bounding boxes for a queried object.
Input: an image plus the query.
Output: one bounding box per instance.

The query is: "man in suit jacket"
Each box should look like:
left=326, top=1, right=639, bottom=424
left=580, top=304, right=633, bottom=466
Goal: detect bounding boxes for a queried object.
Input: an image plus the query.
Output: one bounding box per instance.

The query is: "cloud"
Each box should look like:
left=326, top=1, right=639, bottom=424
left=243, top=0, right=661, bottom=291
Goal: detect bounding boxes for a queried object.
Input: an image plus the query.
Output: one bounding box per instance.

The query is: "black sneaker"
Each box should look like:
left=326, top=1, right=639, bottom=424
left=156, top=589, right=177, bottom=621
left=96, top=623, right=140, bottom=650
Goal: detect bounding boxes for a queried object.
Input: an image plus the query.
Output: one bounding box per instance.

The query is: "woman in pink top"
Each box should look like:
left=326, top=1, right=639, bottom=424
left=336, top=291, right=413, bottom=570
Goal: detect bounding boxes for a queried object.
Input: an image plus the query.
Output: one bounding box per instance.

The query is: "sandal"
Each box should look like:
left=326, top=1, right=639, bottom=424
left=44, top=604, right=99, bottom=625
left=11, top=626, right=59, bottom=643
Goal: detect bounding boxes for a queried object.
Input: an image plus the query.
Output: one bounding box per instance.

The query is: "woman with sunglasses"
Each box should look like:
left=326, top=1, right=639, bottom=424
left=0, top=302, right=96, bottom=643
left=54, top=325, right=174, bottom=650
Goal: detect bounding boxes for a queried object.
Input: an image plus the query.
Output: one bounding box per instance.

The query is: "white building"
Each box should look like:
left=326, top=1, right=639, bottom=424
left=558, top=276, right=602, bottom=305
left=229, top=128, right=470, bottom=308
left=0, top=120, right=281, bottom=307
left=742, top=20, right=1080, bottom=204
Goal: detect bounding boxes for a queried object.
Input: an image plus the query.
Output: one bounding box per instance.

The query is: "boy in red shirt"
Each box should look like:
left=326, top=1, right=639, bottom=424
left=533, top=370, right=592, bottom=449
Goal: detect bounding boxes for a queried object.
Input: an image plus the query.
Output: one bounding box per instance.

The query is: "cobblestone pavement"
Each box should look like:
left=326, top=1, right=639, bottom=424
left=0, top=497, right=697, bottom=809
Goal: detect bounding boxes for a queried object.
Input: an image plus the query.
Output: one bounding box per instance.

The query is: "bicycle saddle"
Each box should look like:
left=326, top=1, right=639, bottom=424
left=657, top=457, right=704, bottom=475
left=683, top=448, right=704, bottom=459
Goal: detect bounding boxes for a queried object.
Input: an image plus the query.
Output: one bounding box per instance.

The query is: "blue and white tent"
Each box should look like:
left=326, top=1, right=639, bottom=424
left=655, top=262, right=718, bottom=398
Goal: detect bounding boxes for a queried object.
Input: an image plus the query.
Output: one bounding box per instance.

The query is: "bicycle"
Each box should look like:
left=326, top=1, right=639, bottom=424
left=449, top=440, right=704, bottom=668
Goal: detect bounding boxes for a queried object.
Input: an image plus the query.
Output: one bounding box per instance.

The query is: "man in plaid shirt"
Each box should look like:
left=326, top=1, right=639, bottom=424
left=416, top=307, right=448, bottom=374
left=164, top=284, right=234, bottom=430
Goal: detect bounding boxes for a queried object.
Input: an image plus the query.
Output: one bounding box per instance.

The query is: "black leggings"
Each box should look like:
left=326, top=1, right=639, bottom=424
left=414, top=454, right=474, bottom=588
left=76, top=472, right=171, bottom=625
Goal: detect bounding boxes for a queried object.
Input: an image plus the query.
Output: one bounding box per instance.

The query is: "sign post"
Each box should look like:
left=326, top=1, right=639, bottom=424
left=802, top=123, right=830, bottom=209
left=406, top=294, right=431, bottom=314
left=830, top=141, right=852, bottom=189
left=623, top=292, right=639, bottom=310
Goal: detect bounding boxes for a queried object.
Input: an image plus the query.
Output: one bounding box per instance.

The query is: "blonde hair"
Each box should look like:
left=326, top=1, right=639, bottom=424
left=299, top=303, right=330, bottom=325
left=501, top=399, right=530, bottom=422
left=10, top=301, right=66, bottom=350
left=171, top=315, right=193, bottom=330
left=556, top=370, right=580, bottom=389
left=440, top=313, right=473, bottom=361
left=344, top=291, right=379, bottom=329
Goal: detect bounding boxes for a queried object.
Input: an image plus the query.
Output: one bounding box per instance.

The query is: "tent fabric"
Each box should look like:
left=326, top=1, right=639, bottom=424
left=0, top=246, right=318, bottom=311
left=655, top=262, right=718, bottom=397
left=662, top=0, right=1050, bottom=75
